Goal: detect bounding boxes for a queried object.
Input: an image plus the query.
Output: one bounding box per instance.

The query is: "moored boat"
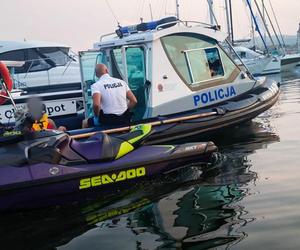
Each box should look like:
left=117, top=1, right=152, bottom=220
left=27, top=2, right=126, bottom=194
left=0, top=122, right=217, bottom=211
left=233, top=46, right=272, bottom=76
left=69, top=17, right=280, bottom=143
left=0, top=40, right=84, bottom=129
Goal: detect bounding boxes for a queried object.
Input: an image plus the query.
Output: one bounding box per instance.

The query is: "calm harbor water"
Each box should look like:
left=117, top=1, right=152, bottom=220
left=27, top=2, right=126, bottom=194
left=1, top=68, right=300, bottom=249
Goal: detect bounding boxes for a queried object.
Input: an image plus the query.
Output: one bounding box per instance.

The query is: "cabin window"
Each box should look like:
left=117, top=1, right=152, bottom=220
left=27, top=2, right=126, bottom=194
left=0, top=50, right=26, bottom=61
left=0, top=47, right=70, bottom=73
left=161, top=33, right=238, bottom=89
left=184, top=47, right=225, bottom=84
left=238, top=51, right=246, bottom=58
left=35, top=47, right=70, bottom=66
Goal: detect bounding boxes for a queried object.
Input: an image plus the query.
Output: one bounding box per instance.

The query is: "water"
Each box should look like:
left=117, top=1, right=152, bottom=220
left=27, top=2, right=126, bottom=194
left=1, top=68, right=300, bottom=249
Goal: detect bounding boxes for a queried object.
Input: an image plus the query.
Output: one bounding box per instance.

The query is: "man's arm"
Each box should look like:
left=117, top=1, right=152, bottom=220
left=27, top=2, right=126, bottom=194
left=126, top=90, right=137, bottom=109
left=92, top=93, right=102, bottom=116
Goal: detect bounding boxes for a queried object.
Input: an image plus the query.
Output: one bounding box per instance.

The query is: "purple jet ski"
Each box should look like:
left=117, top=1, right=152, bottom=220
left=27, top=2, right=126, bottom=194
left=0, top=120, right=217, bottom=211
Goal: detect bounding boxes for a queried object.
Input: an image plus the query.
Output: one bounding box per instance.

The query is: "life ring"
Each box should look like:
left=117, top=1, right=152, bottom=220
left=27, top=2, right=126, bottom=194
left=0, top=61, right=13, bottom=105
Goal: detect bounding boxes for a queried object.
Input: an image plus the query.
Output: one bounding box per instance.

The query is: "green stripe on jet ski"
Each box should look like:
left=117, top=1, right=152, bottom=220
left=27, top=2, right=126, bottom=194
left=128, top=124, right=152, bottom=144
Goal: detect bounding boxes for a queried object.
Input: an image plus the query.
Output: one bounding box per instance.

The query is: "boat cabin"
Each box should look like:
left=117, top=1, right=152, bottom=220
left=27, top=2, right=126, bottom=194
left=234, top=46, right=265, bottom=60
left=0, top=41, right=80, bottom=89
left=79, top=18, right=256, bottom=122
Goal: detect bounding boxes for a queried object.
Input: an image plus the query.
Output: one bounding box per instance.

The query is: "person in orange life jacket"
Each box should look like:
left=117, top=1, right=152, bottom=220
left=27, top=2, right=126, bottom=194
left=82, top=64, right=137, bottom=128
left=32, top=104, right=66, bottom=132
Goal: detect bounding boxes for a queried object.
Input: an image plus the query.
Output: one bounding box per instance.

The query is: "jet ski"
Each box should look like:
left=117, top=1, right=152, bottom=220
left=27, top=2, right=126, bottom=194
left=0, top=112, right=217, bottom=211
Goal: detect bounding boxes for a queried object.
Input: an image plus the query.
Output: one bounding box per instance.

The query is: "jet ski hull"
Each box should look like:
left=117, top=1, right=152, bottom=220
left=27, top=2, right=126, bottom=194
left=0, top=142, right=217, bottom=211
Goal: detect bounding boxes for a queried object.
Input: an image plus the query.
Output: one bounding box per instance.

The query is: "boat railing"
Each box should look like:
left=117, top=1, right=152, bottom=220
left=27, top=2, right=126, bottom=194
left=99, top=20, right=221, bottom=42
left=173, top=20, right=221, bottom=30
left=100, top=32, right=118, bottom=42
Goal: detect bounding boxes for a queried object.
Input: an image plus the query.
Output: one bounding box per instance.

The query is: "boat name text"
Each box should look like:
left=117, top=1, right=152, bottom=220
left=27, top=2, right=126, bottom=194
left=193, top=86, right=236, bottom=107
left=79, top=167, right=146, bottom=189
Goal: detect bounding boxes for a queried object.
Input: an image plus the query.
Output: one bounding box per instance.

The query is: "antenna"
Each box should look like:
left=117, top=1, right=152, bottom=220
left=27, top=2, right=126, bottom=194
left=175, top=0, right=180, bottom=20
left=104, top=0, right=120, bottom=26
left=297, top=23, right=300, bottom=52
left=207, top=0, right=214, bottom=25
left=224, top=0, right=231, bottom=42
left=149, top=3, right=153, bottom=21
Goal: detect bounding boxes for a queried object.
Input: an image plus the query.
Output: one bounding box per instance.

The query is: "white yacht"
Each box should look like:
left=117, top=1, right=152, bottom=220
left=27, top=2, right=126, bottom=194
left=233, top=46, right=272, bottom=76
left=0, top=41, right=84, bottom=129
left=0, top=40, right=81, bottom=90
left=234, top=46, right=300, bottom=75
left=263, top=52, right=300, bottom=75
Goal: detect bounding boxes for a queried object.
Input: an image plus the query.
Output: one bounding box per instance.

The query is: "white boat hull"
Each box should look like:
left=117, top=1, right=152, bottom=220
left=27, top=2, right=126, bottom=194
left=240, top=56, right=271, bottom=76
left=262, top=53, right=300, bottom=74
left=281, top=54, right=300, bottom=71
left=262, top=57, right=280, bottom=75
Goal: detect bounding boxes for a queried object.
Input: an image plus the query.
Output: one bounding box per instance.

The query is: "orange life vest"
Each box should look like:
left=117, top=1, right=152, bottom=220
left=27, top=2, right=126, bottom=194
left=32, top=113, right=55, bottom=131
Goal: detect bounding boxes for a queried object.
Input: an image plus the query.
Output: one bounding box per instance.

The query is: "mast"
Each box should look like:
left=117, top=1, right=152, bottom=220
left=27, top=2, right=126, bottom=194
left=249, top=0, right=256, bottom=48
left=207, top=0, right=215, bottom=25
left=297, top=23, right=300, bottom=53
left=149, top=4, right=153, bottom=21
left=253, top=0, right=275, bottom=48
left=246, top=0, right=269, bottom=53
left=175, top=0, right=180, bottom=20
left=224, top=0, right=231, bottom=42
left=228, top=0, right=234, bottom=46
left=268, top=0, right=286, bottom=49
left=262, top=2, right=285, bottom=54
left=262, top=0, right=267, bottom=44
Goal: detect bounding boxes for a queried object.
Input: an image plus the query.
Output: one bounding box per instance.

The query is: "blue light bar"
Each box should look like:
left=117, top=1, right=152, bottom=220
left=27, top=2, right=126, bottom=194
left=116, top=16, right=178, bottom=38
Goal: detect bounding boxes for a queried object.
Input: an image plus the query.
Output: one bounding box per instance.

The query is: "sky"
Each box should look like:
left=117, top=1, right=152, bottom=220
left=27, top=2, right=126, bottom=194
left=1, top=0, right=299, bottom=51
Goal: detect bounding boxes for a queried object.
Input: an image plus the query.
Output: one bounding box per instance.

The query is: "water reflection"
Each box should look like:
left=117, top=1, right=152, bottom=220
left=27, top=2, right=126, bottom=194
left=0, top=119, right=279, bottom=250
left=97, top=122, right=279, bottom=250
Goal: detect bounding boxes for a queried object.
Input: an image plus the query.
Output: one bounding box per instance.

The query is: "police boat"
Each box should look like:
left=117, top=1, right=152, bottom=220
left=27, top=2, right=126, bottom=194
left=69, top=16, right=280, bottom=143
left=0, top=95, right=217, bottom=211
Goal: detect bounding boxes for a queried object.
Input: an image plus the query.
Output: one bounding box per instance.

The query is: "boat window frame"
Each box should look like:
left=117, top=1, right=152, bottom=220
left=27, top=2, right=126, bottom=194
left=110, top=45, right=149, bottom=83
left=110, top=44, right=149, bottom=120
left=79, top=49, right=107, bottom=118
left=160, top=33, right=240, bottom=92
left=182, top=45, right=226, bottom=85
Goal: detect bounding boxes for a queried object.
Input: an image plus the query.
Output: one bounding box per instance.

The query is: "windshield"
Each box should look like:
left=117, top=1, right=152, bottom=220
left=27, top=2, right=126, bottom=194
left=0, top=47, right=71, bottom=73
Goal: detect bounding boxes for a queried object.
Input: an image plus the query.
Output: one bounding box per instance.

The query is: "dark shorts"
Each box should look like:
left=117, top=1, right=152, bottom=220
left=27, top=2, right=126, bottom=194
left=87, top=110, right=132, bottom=127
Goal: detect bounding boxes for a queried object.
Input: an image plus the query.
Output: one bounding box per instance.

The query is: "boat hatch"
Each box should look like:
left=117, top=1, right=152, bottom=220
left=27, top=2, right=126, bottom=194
left=80, top=46, right=148, bottom=121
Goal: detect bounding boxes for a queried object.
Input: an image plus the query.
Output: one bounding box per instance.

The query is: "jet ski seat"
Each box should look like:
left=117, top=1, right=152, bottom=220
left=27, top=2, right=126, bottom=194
left=70, top=132, right=124, bottom=162
left=69, top=124, right=152, bottom=162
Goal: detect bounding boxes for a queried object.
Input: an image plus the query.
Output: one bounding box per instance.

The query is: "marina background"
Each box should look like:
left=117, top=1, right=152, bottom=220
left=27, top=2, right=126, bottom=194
left=1, top=0, right=300, bottom=249
left=1, top=69, right=300, bottom=249
left=1, top=0, right=299, bottom=51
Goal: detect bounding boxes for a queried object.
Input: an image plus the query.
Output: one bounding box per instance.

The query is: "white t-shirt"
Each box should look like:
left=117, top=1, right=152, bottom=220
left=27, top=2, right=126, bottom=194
left=91, top=74, right=130, bottom=115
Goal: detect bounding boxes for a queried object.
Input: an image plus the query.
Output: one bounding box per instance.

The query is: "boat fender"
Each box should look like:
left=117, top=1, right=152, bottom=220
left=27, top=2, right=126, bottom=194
left=0, top=61, right=13, bottom=105
left=213, top=107, right=226, bottom=115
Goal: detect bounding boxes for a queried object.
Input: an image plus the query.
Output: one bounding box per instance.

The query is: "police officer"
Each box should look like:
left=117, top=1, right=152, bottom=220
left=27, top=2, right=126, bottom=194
left=82, top=64, right=137, bottom=128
